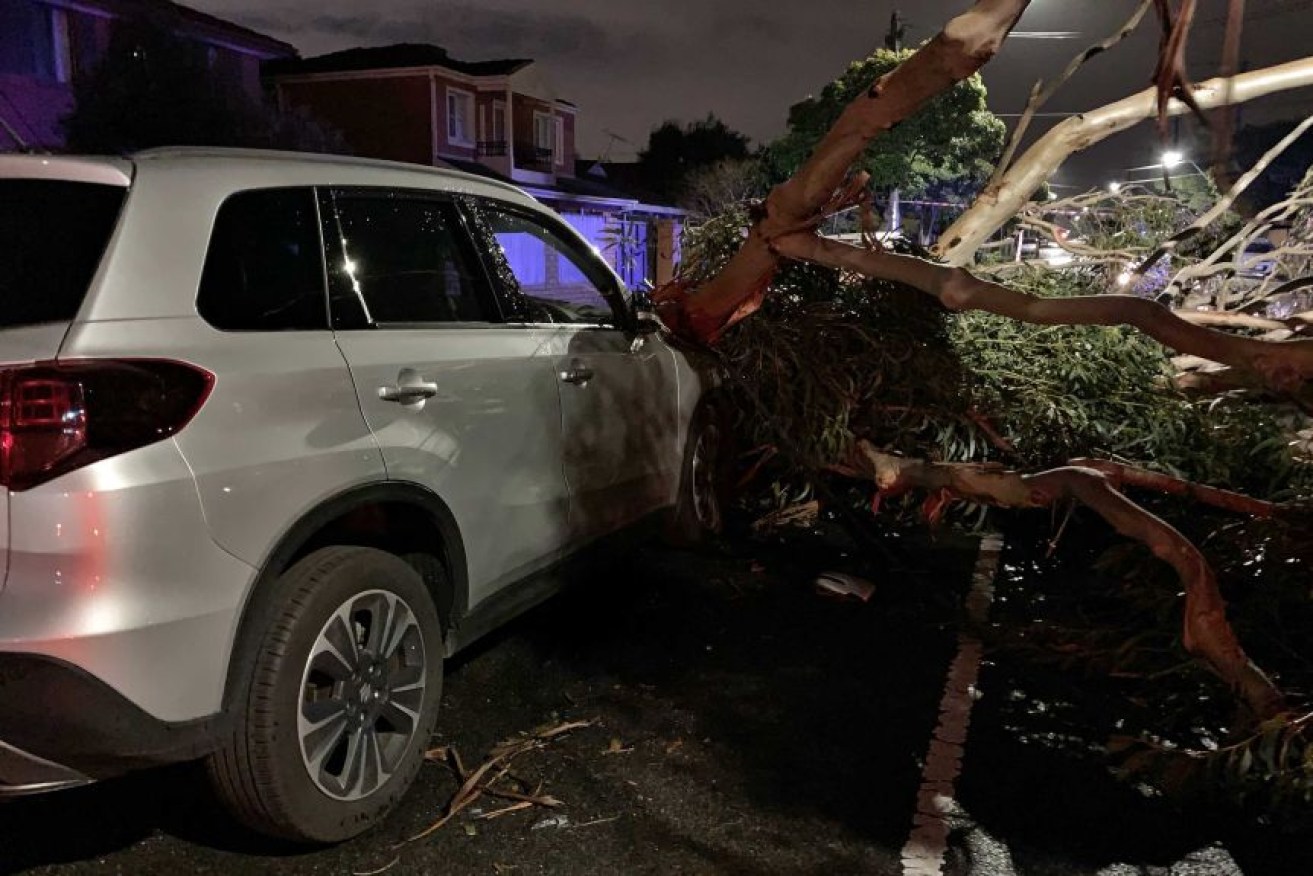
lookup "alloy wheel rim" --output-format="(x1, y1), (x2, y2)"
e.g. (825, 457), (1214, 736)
(297, 589), (427, 801)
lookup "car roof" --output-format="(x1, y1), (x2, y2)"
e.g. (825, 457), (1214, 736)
(0, 154), (133, 186)
(129, 147), (535, 204)
(1, 148), (542, 209)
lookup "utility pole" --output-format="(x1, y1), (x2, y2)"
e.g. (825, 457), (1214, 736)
(884, 10), (907, 232)
(884, 10), (906, 52)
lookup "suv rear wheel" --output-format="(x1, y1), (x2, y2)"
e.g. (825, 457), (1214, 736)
(209, 546), (444, 842)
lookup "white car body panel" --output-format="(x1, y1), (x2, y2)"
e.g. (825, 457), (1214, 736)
(336, 326), (572, 606)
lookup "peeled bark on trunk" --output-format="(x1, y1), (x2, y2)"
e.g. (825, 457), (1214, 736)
(936, 57), (1313, 266)
(653, 0), (1032, 344)
(772, 233), (1313, 393)
(837, 441), (1285, 720)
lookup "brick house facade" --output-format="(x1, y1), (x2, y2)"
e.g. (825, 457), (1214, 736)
(0, 0), (294, 151)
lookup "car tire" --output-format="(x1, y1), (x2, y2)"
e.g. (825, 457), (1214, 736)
(666, 401), (730, 548)
(208, 546), (444, 843)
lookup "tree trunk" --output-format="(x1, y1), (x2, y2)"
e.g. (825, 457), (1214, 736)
(936, 57), (1313, 266)
(653, 0), (1033, 343)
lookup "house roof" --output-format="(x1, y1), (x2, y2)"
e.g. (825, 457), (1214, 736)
(266, 44), (533, 78)
(111, 0), (296, 57)
(576, 160), (677, 208)
(436, 157), (683, 215)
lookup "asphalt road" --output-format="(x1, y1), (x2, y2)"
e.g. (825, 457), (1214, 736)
(2, 528), (1310, 875)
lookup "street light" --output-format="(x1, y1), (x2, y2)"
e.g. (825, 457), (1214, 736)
(1108, 181), (1122, 194)
(1161, 149), (1185, 169)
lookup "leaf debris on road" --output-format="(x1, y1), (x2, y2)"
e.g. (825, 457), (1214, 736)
(402, 718), (598, 844)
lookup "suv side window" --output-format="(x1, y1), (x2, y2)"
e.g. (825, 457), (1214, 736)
(477, 203), (621, 325)
(197, 188), (328, 331)
(323, 191), (496, 328)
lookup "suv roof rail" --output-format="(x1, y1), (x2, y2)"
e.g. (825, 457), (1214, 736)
(129, 146), (528, 198)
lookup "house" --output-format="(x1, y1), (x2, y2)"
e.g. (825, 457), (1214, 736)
(267, 44), (683, 289)
(0, 0), (295, 151)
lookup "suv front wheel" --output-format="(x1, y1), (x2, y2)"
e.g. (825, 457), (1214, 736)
(209, 546), (444, 842)
(667, 402), (731, 547)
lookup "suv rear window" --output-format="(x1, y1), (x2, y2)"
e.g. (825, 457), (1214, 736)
(324, 192), (495, 327)
(0, 180), (125, 329)
(198, 188), (328, 331)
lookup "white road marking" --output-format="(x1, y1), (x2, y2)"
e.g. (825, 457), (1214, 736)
(900, 534), (1004, 876)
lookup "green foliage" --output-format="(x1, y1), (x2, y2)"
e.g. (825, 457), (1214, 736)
(682, 208), (971, 472)
(63, 19), (346, 154)
(954, 268), (1311, 499)
(681, 211), (1310, 504)
(762, 48), (1005, 194)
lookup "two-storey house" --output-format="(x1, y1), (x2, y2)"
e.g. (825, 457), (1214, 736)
(268, 44), (682, 289)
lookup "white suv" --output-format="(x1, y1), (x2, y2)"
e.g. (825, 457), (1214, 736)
(0, 148), (723, 841)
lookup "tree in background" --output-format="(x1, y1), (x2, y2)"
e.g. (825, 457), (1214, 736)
(63, 19), (345, 154)
(763, 48), (1005, 202)
(636, 114), (752, 205)
(678, 157), (767, 221)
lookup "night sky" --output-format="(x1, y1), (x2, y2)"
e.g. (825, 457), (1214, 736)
(192, 0), (1313, 189)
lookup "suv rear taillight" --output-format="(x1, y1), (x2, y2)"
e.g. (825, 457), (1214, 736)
(0, 360), (213, 491)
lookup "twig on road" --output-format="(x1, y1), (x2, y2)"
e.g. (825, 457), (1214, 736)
(401, 718), (598, 845)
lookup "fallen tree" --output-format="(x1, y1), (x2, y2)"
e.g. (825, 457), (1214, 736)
(654, 0), (1313, 725)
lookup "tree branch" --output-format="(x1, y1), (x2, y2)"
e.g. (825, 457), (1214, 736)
(1136, 113), (1313, 277)
(988, 0), (1154, 189)
(838, 440), (1285, 720)
(772, 233), (1313, 392)
(1176, 309), (1313, 332)
(937, 57), (1313, 266)
(653, 0), (1033, 344)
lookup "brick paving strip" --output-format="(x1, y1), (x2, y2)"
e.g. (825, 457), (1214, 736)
(901, 534), (1005, 876)
(897, 535), (1247, 876)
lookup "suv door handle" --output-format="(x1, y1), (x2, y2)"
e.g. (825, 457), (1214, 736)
(558, 361), (594, 386)
(378, 371), (439, 404)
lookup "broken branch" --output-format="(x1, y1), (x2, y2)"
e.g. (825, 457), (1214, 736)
(938, 57), (1313, 265)
(654, 0), (1033, 343)
(839, 440), (1284, 720)
(772, 233), (1313, 393)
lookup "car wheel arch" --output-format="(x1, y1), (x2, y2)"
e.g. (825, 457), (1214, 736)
(219, 481), (468, 714)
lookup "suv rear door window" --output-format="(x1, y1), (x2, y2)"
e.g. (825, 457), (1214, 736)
(0, 180), (125, 329)
(323, 192), (496, 327)
(197, 188), (328, 331)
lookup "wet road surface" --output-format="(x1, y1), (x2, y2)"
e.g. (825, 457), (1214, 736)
(2, 531), (1309, 875)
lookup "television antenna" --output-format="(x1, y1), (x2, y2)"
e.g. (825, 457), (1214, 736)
(601, 128), (633, 162)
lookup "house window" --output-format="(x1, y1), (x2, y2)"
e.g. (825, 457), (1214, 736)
(446, 87), (474, 146)
(554, 117), (565, 166)
(492, 102), (506, 143)
(532, 112), (553, 160)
